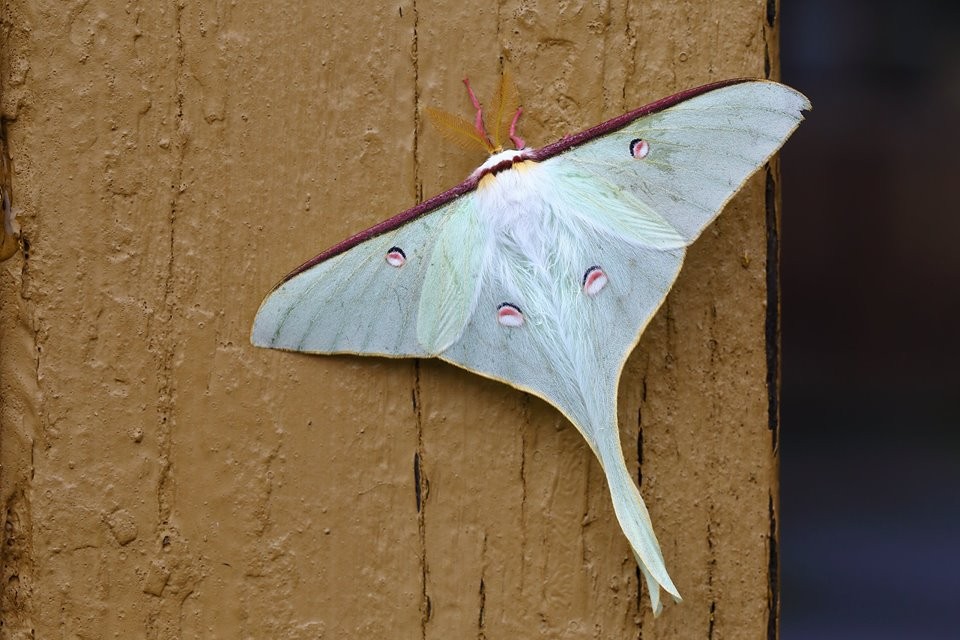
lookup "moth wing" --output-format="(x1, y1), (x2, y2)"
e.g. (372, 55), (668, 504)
(439, 204), (686, 603)
(252, 193), (483, 357)
(437, 83), (808, 606)
(540, 80), (810, 243)
(416, 199), (490, 352)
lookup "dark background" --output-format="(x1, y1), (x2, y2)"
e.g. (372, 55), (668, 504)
(780, 1), (960, 637)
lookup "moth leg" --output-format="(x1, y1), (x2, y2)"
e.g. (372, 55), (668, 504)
(508, 106), (525, 150)
(462, 76), (491, 142)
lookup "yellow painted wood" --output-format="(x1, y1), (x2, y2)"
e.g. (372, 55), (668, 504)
(0, 1), (782, 637)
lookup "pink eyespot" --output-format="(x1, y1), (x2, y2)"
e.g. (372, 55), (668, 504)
(496, 303), (524, 327)
(385, 247), (406, 267)
(582, 266), (608, 296)
(629, 138), (649, 159)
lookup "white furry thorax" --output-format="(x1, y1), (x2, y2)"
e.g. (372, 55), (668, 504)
(473, 151), (557, 265)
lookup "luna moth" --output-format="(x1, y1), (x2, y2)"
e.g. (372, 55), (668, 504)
(251, 76), (809, 614)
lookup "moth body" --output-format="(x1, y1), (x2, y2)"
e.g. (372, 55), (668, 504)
(476, 158), (556, 269)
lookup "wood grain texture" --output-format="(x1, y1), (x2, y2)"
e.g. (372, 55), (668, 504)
(0, 0), (782, 637)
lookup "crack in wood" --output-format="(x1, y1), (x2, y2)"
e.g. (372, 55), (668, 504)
(413, 358), (430, 637)
(706, 506), (718, 639)
(477, 573), (487, 639)
(765, 168), (781, 453)
(767, 493), (780, 640)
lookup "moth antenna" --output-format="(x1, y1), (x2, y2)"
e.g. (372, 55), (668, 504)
(462, 77), (495, 153)
(425, 106), (495, 154)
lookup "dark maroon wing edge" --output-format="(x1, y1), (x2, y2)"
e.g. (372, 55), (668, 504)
(527, 78), (749, 161)
(275, 175), (480, 287)
(275, 78), (750, 289)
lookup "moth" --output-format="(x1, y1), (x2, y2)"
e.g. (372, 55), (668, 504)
(251, 76), (809, 614)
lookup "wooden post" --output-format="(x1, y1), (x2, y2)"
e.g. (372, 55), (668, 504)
(0, 1), (781, 637)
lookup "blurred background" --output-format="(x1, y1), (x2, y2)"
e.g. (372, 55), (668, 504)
(780, 1), (960, 637)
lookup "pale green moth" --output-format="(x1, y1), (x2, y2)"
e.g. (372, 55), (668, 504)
(251, 77), (810, 614)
